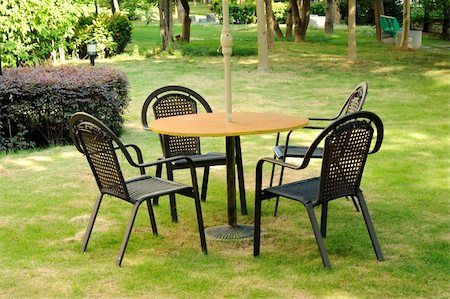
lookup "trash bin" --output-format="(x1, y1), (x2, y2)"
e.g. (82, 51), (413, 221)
(395, 30), (422, 49)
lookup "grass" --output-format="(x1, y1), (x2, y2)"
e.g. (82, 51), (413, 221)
(1, 22), (449, 298)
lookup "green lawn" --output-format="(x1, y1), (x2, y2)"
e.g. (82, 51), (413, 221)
(1, 22), (449, 298)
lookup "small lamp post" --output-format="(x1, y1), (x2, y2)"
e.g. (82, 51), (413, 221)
(86, 40), (97, 66)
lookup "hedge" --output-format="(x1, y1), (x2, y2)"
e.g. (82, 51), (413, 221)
(0, 66), (129, 151)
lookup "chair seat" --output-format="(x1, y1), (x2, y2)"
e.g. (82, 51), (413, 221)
(265, 177), (320, 205)
(171, 152), (226, 168)
(274, 145), (324, 159)
(126, 175), (192, 203)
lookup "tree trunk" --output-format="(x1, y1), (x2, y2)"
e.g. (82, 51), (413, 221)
(374, 0), (384, 42)
(273, 14), (284, 39)
(265, 0), (275, 48)
(290, 0), (302, 42)
(110, 0), (119, 14)
(325, 0), (334, 34)
(159, 0), (173, 50)
(441, 2), (449, 40)
(348, 0), (357, 61)
(180, 0), (191, 42)
(299, 0), (310, 39)
(400, 0), (410, 50)
(286, 2), (293, 39)
(176, 2), (184, 23)
(256, 0), (269, 71)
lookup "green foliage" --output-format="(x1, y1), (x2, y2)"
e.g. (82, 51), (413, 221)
(0, 0), (88, 67)
(337, 0), (403, 25)
(0, 66), (129, 151)
(273, 2), (288, 24)
(310, 1), (326, 16)
(108, 14), (133, 54)
(211, 0), (257, 24)
(0, 1), (133, 67)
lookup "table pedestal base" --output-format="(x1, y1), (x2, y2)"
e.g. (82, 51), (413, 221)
(205, 224), (254, 240)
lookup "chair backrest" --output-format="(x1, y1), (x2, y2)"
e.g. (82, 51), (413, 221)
(302, 111), (383, 203)
(69, 112), (130, 201)
(380, 15), (401, 36)
(141, 86), (212, 157)
(341, 81), (368, 116)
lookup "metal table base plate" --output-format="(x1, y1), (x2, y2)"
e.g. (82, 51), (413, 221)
(205, 224), (254, 240)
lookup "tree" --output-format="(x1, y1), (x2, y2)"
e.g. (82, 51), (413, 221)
(441, 0), (449, 40)
(286, 2), (293, 39)
(325, 0), (334, 34)
(110, 0), (119, 13)
(159, 0), (173, 50)
(290, 0), (310, 42)
(374, 0), (384, 41)
(399, 0), (410, 50)
(264, 0), (275, 47)
(256, 0), (269, 71)
(180, 0), (191, 42)
(348, 0), (356, 61)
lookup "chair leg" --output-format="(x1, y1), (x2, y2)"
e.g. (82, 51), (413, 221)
(201, 166), (209, 202)
(320, 202), (328, 238)
(193, 194), (207, 254)
(153, 164), (163, 206)
(351, 196), (360, 212)
(117, 202), (141, 267)
(306, 205), (331, 268)
(146, 199), (158, 235)
(356, 192), (384, 261)
(235, 136), (247, 215)
(81, 193), (103, 252)
(253, 197), (262, 257)
(166, 166), (178, 223)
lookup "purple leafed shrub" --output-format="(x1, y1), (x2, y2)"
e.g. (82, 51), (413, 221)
(0, 66), (129, 151)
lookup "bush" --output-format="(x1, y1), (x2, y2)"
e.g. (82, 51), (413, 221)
(310, 1), (326, 16)
(0, 66), (129, 152)
(107, 14), (133, 54)
(273, 2), (288, 24)
(211, 0), (257, 24)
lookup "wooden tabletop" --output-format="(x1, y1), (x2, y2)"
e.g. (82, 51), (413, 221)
(149, 112), (309, 137)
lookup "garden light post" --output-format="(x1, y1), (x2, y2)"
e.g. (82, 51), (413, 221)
(87, 40), (97, 66)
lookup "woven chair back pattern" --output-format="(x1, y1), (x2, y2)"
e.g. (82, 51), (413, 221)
(153, 95), (201, 156)
(77, 122), (128, 200)
(319, 120), (374, 202)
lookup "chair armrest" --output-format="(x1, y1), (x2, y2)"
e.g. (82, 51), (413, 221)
(255, 157), (309, 195)
(115, 143), (146, 175)
(258, 157), (306, 171)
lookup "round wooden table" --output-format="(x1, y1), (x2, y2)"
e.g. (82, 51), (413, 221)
(150, 112), (309, 239)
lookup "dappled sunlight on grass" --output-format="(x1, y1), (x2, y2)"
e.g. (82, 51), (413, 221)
(370, 65), (404, 74)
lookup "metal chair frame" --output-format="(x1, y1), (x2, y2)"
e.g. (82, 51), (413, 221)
(271, 81), (369, 215)
(142, 85), (247, 223)
(70, 112), (207, 267)
(254, 111), (384, 268)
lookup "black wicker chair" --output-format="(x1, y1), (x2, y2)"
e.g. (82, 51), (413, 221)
(69, 112), (207, 267)
(254, 111), (384, 268)
(142, 86), (247, 223)
(271, 81), (369, 215)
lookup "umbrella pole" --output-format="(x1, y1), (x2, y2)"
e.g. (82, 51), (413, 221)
(221, 0), (233, 122)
